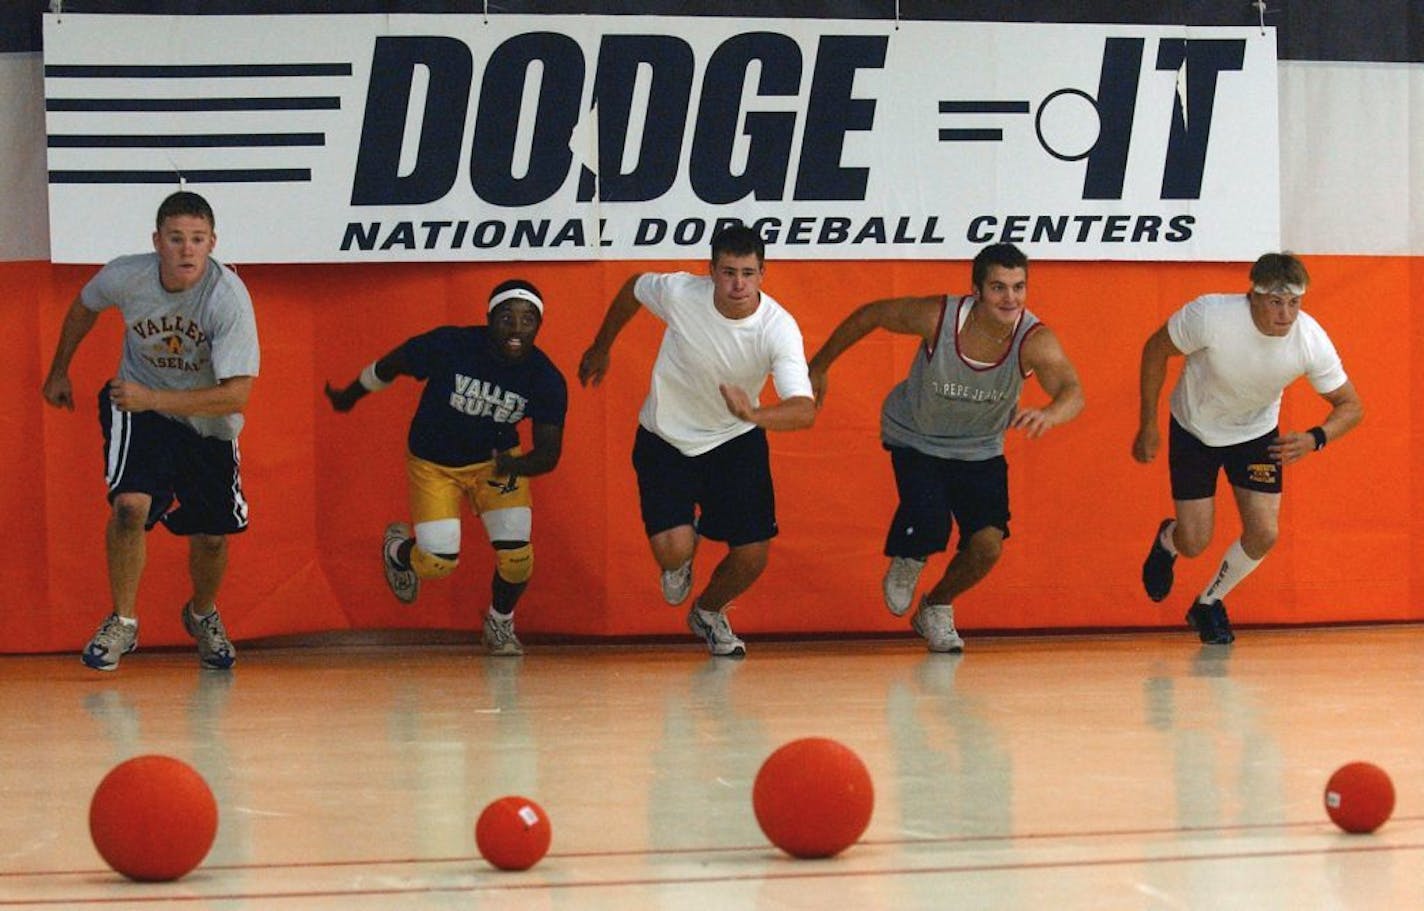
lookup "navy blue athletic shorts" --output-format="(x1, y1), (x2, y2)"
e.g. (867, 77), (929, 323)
(632, 425), (776, 547)
(1168, 417), (1281, 500)
(99, 386), (249, 535)
(883, 444), (1010, 558)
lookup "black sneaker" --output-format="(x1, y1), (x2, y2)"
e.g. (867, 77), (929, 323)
(1142, 518), (1176, 602)
(1185, 599), (1235, 645)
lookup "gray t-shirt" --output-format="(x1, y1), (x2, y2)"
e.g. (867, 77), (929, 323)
(81, 252), (260, 440)
(881, 295), (1039, 461)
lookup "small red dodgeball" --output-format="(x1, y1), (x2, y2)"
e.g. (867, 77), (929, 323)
(753, 737), (874, 859)
(89, 754), (218, 881)
(1324, 761), (1395, 833)
(475, 796), (552, 870)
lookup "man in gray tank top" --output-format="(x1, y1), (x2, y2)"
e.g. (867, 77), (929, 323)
(808, 243), (1083, 651)
(42, 191), (260, 672)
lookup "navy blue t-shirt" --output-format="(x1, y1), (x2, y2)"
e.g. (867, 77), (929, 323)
(401, 325), (568, 467)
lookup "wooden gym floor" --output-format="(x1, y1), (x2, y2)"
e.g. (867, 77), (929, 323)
(2, 625), (1421, 909)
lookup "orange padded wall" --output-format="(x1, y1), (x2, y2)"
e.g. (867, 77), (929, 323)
(1, 254), (1415, 653)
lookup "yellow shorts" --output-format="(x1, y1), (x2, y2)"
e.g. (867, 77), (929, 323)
(405, 450), (531, 525)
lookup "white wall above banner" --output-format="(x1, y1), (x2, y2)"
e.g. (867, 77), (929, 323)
(42, 14), (1280, 264)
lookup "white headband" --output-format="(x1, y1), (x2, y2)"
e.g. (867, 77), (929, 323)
(488, 287), (544, 314)
(1252, 283), (1306, 297)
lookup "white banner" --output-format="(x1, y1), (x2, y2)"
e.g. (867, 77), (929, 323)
(43, 14), (1279, 263)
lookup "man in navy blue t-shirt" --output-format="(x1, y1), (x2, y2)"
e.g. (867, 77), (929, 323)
(326, 279), (568, 656)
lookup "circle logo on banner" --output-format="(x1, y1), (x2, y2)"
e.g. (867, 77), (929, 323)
(476, 796), (552, 871)
(89, 755), (218, 882)
(1324, 761), (1395, 834)
(753, 737), (874, 859)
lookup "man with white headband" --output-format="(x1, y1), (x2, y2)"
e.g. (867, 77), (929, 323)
(324, 279), (568, 656)
(1133, 252), (1363, 644)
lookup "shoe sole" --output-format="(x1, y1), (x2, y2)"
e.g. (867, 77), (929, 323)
(1139, 523), (1173, 600)
(1143, 556), (1173, 602)
(383, 523), (419, 604)
(883, 582), (915, 617)
(385, 568), (419, 604)
(661, 559), (693, 606)
(661, 575), (691, 606)
(882, 559), (925, 617)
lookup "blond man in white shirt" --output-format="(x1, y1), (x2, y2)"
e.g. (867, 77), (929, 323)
(1134, 253), (1363, 643)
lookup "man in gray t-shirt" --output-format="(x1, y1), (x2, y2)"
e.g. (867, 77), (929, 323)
(42, 191), (260, 673)
(808, 243), (1083, 653)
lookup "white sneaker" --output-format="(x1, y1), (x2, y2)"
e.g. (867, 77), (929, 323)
(382, 522), (419, 604)
(182, 602), (236, 670)
(882, 556), (927, 616)
(82, 614), (138, 671)
(482, 611), (524, 656)
(687, 604), (746, 658)
(660, 558), (693, 605)
(911, 601), (964, 653)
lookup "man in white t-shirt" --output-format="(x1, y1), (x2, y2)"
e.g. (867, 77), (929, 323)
(578, 225), (816, 657)
(1133, 253), (1363, 644)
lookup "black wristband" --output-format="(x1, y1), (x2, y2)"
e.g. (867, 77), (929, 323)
(1308, 426), (1327, 450)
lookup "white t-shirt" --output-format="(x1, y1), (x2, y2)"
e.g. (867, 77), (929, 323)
(1167, 293), (1347, 446)
(634, 271), (813, 456)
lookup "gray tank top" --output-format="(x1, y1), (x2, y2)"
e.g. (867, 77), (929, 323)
(880, 295), (1040, 460)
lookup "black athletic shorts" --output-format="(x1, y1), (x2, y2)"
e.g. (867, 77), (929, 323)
(883, 444), (1010, 558)
(99, 386), (250, 535)
(632, 425), (776, 547)
(1168, 417), (1282, 500)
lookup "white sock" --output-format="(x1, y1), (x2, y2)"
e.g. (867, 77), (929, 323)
(1159, 521), (1179, 557)
(1199, 539), (1262, 603)
(116, 615), (137, 627)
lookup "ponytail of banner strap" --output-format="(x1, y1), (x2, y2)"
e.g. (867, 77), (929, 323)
(1308, 426), (1327, 451)
(359, 361), (392, 392)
